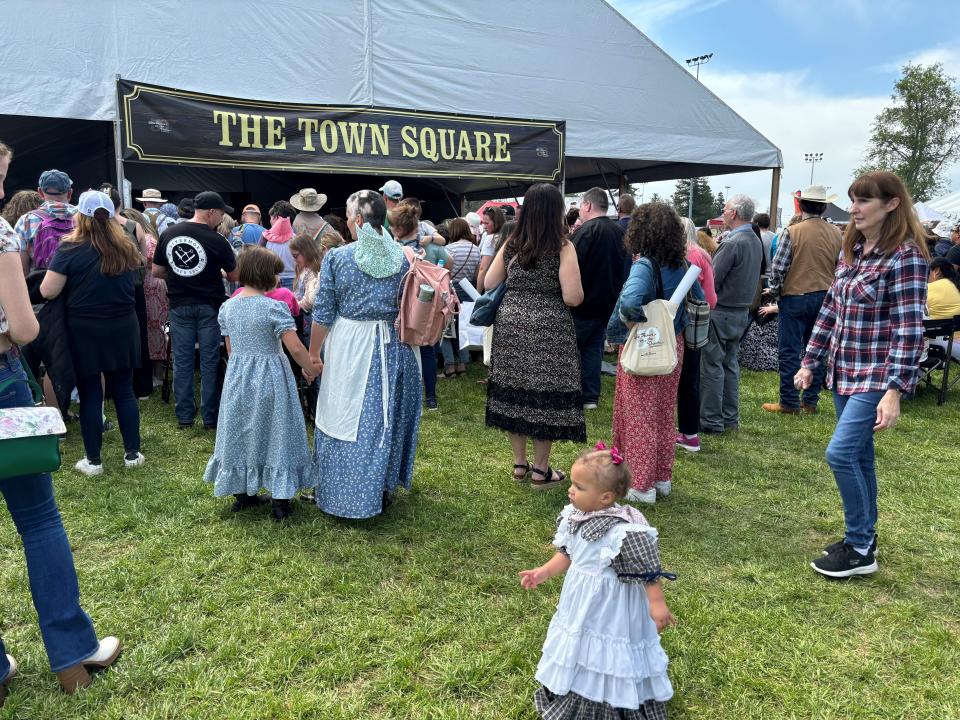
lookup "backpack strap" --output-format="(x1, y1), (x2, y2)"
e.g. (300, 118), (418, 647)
(312, 221), (331, 243)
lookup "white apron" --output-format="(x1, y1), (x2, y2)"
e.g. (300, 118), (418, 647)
(315, 318), (392, 445)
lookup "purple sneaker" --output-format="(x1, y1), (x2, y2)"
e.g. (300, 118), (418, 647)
(675, 433), (700, 452)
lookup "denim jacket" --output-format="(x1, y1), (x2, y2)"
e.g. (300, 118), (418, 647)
(606, 257), (705, 344)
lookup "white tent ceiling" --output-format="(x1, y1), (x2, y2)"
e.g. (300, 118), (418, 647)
(0, 0), (781, 184)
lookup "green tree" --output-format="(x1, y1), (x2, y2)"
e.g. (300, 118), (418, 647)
(856, 63), (960, 201)
(649, 192), (663, 204)
(713, 191), (726, 218)
(671, 178), (716, 225)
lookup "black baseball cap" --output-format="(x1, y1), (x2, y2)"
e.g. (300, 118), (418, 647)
(194, 191), (234, 214)
(947, 244), (960, 266)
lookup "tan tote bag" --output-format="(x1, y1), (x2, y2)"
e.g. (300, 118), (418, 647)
(619, 258), (680, 376)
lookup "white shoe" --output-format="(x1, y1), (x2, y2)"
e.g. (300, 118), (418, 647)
(626, 487), (656, 504)
(75, 458), (103, 476)
(583, 403), (598, 410)
(83, 637), (121, 667)
(2, 654), (16, 683)
(654, 480), (672, 497)
(124, 452), (146, 468)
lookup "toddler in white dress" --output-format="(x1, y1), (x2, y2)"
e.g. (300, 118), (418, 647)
(519, 443), (676, 719)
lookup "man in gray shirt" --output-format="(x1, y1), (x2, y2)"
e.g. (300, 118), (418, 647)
(700, 194), (764, 434)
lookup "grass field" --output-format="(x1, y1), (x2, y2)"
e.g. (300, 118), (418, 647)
(1, 367), (958, 719)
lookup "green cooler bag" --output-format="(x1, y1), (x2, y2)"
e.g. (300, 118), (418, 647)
(0, 376), (66, 480)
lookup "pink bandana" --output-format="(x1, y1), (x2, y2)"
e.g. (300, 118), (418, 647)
(263, 216), (293, 244)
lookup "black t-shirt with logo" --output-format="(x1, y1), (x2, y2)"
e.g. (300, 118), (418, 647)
(154, 221), (236, 308)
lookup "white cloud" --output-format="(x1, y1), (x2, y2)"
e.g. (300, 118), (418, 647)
(634, 67), (960, 223)
(876, 45), (960, 78)
(610, 0), (729, 31)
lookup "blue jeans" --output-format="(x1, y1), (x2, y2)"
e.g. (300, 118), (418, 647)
(574, 317), (607, 405)
(777, 292), (827, 409)
(169, 303), (222, 426)
(440, 337), (470, 366)
(826, 390), (884, 550)
(0, 353), (99, 673)
(420, 345), (437, 401)
(76, 369), (140, 463)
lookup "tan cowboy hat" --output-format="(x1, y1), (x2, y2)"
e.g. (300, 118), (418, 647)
(798, 185), (838, 204)
(136, 188), (167, 203)
(289, 188), (327, 212)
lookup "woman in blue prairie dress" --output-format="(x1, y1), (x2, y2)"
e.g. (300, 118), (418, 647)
(204, 288), (317, 518)
(309, 189), (422, 519)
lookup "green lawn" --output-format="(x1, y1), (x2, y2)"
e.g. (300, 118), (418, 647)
(1, 367), (958, 719)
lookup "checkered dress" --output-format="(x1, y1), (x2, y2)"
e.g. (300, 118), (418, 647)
(802, 241), (928, 395)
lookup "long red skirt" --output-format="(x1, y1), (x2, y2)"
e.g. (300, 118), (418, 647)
(612, 335), (684, 492)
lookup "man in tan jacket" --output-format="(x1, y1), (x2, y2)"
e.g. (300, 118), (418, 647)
(762, 185), (842, 414)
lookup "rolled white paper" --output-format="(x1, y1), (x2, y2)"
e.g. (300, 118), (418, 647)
(668, 264), (702, 305)
(458, 278), (482, 301)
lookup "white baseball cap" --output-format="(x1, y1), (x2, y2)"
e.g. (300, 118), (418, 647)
(77, 189), (115, 218)
(379, 179), (403, 200)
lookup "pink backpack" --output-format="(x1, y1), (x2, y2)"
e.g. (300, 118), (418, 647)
(32, 211), (74, 269)
(396, 246), (459, 346)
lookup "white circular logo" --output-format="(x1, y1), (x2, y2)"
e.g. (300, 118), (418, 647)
(166, 237), (208, 277)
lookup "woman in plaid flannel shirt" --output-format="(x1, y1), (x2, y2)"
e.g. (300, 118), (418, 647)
(797, 171), (929, 579)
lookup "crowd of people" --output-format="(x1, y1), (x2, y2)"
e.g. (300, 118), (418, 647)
(0, 132), (937, 716)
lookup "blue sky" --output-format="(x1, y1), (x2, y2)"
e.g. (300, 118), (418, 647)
(606, 0), (960, 221)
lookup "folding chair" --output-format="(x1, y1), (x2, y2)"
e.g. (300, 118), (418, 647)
(919, 315), (960, 405)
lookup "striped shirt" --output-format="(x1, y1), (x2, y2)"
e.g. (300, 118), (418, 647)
(445, 240), (481, 283)
(801, 241), (928, 395)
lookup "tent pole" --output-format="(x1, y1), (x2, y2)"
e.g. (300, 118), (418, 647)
(769, 167), (781, 229)
(113, 74), (127, 205)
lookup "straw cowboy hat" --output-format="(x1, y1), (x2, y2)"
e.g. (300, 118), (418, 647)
(798, 185), (838, 204)
(289, 188), (327, 212)
(136, 188), (168, 203)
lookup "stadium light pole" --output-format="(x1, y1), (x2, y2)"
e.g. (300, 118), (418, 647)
(804, 152), (823, 185)
(684, 53), (713, 219)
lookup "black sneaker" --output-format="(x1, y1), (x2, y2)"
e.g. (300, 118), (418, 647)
(271, 499), (293, 522)
(425, 397), (438, 410)
(823, 534), (878, 557)
(177, 422), (194, 430)
(230, 494), (270, 512)
(811, 543), (878, 578)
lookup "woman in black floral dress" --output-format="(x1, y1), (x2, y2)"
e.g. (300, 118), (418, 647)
(485, 184), (586, 490)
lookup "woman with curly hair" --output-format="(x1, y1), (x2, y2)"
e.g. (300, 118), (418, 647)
(607, 203), (705, 504)
(1, 189), (42, 228)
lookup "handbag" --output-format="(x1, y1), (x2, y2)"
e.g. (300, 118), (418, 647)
(0, 361), (66, 481)
(469, 256), (514, 327)
(681, 259), (710, 350)
(619, 258), (680, 376)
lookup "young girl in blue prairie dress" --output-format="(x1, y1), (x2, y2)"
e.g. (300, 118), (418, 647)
(519, 443), (676, 720)
(203, 247), (321, 521)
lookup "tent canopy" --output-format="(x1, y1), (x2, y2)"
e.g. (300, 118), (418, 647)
(1, 0), (781, 200)
(914, 201), (945, 223)
(928, 191), (960, 220)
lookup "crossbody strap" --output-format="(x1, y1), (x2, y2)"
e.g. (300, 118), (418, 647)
(0, 352), (44, 403)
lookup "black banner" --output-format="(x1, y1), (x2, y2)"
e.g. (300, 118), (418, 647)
(118, 79), (564, 182)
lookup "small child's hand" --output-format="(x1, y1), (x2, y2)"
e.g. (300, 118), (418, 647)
(518, 567), (547, 590)
(649, 598), (675, 633)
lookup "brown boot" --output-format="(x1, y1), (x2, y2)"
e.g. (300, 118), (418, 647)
(761, 402), (800, 414)
(57, 637), (121, 695)
(801, 404), (818, 414)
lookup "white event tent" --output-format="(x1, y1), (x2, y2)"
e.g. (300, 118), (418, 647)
(0, 0), (783, 215)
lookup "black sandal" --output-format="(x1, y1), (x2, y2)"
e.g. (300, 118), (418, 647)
(512, 463), (530, 481)
(531, 466), (566, 490)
